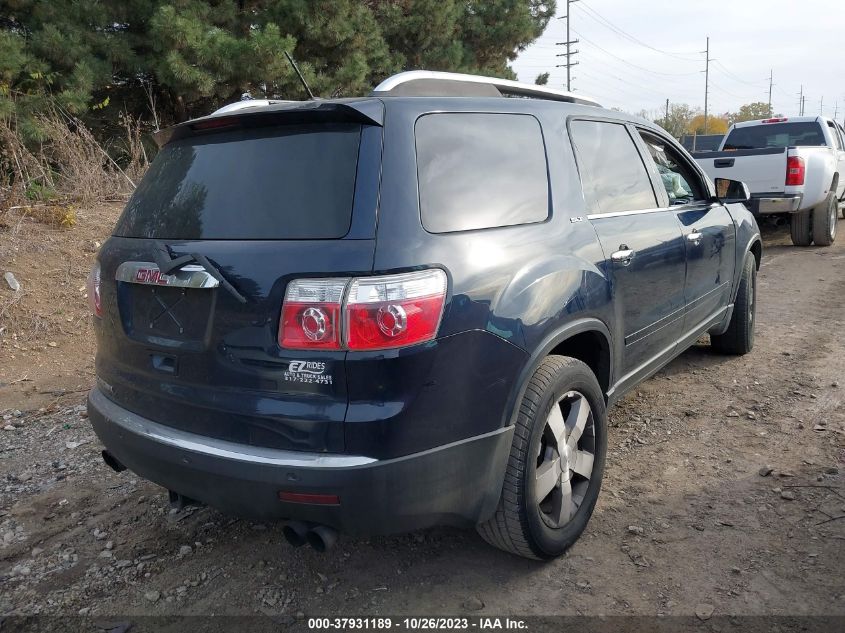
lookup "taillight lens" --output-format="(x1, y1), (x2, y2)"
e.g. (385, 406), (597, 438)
(279, 278), (347, 349)
(86, 262), (102, 318)
(346, 270), (447, 350)
(786, 156), (805, 186)
(278, 270), (448, 351)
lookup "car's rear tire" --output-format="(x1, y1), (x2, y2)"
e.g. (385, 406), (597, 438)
(811, 192), (837, 247)
(711, 256), (756, 355)
(476, 356), (606, 560)
(790, 210), (812, 246)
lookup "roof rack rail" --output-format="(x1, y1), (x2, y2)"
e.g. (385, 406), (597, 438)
(371, 70), (601, 107)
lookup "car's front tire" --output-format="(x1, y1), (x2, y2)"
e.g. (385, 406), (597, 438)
(711, 255), (756, 355)
(811, 192), (837, 247)
(477, 356), (607, 560)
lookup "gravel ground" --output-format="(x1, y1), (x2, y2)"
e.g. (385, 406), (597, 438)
(1, 220), (844, 626)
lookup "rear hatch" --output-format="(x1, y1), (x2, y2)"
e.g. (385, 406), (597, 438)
(94, 102), (383, 453)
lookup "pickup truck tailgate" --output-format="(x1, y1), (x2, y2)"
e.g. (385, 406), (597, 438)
(693, 147), (786, 194)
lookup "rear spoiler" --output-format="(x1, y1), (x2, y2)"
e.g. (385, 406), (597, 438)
(154, 100), (384, 148)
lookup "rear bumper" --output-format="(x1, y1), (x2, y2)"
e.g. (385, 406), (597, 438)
(748, 195), (802, 215)
(87, 387), (513, 535)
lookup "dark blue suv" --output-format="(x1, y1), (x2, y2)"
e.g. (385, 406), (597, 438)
(87, 71), (762, 559)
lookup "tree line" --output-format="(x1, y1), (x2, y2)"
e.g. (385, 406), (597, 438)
(1, 0), (555, 138)
(648, 101), (777, 138)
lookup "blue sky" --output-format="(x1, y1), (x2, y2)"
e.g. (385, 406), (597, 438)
(511, 0), (845, 119)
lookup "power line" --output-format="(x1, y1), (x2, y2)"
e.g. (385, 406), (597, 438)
(572, 29), (701, 77)
(574, 0), (702, 61)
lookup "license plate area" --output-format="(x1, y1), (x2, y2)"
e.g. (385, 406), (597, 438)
(116, 261), (217, 348)
(117, 283), (215, 349)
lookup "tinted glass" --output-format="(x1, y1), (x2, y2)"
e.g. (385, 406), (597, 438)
(570, 120), (657, 214)
(415, 113), (549, 233)
(639, 130), (705, 204)
(722, 122), (826, 150)
(115, 123), (361, 240)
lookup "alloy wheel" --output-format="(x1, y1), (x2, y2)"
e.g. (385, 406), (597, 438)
(535, 391), (596, 529)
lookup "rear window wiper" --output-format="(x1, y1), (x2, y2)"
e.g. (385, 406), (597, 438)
(154, 247), (248, 304)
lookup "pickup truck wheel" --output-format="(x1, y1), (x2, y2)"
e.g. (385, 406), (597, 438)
(811, 193), (837, 246)
(790, 210), (812, 246)
(476, 356), (606, 560)
(711, 256), (756, 355)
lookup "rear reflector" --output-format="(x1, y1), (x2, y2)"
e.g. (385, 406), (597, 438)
(786, 155), (805, 186)
(279, 269), (448, 351)
(278, 491), (340, 505)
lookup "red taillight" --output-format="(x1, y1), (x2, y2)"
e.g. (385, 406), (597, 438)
(279, 279), (346, 350)
(278, 270), (448, 351)
(346, 271), (447, 350)
(786, 156), (805, 186)
(86, 262), (102, 318)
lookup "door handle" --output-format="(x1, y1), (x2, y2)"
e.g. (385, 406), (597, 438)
(687, 230), (703, 246)
(610, 247), (635, 266)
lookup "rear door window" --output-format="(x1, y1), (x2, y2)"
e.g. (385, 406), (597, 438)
(115, 123), (362, 240)
(569, 120), (658, 214)
(722, 122), (826, 150)
(415, 113), (550, 233)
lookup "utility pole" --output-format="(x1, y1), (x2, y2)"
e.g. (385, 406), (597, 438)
(665, 98), (670, 123)
(798, 85), (803, 116)
(556, 0), (580, 91)
(820, 96), (824, 115)
(767, 69), (773, 115)
(702, 37), (711, 135)
(801, 95), (805, 117)
(835, 102), (839, 119)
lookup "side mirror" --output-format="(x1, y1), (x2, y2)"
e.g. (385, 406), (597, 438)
(714, 178), (750, 204)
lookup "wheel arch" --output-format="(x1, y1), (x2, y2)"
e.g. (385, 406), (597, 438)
(749, 238), (762, 270)
(504, 318), (614, 429)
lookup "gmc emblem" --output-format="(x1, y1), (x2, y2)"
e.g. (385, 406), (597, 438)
(134, 268), (171, 285)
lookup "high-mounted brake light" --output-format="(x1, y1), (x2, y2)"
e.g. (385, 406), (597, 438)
(87, 262), (102, 318)
(762, 117), (788, 124)
(786, 155), (805, 186)
(278, 270), (448, 351)
(191, 116), (240, 131)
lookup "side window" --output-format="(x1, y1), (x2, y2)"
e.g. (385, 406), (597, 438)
(638, 130), (706, 204)
(569, 120), (657, 215)
(827, 121), (843, 150)
(415, 113), (549, 233)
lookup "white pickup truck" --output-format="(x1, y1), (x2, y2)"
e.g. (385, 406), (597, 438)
(693, 116), (845, 246)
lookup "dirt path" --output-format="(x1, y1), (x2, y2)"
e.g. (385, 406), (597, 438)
(1, 220), (843, 623)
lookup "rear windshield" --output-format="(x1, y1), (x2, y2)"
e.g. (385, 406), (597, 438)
(722, 122), (826, 150)
(114, 123), (361, 240)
